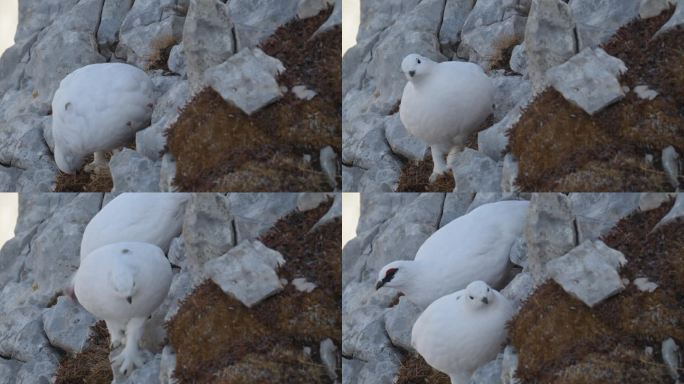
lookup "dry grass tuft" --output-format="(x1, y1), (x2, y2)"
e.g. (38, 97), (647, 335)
(55, 321), (113, 384)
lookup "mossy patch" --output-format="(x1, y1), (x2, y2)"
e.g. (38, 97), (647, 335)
(397, 354), (451, 384)
(55, 321), (113, 384)
(509, 8), (684, 191)
(167, 200), (341, 383)
(510, 199), (684, 383)
(54, 153), (114, 192)
(167, 9), (341, 192)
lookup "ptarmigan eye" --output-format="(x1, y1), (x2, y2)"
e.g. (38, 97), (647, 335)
(416, 58), (421, 64)
(469, 296), (473, 300)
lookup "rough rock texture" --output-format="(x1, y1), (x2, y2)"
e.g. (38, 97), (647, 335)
(345, 193), (679, 383)
(546, 47), (627, 115)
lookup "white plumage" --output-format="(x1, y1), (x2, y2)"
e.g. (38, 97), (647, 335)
(399, 54), (495, 182)
(74, 241), (172, 374)
(52, 63), (155, 174)
(376, 200), (529, 309)
(80, 193), (190, 261)
(411, 281), (515, 384)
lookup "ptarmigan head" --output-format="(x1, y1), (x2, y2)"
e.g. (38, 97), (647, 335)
(375, 260), (411, 290)
(54, 145), (84, 175)
(462, 280), (495, 310)
(108, 257), (137, 304)
(401, 54), (434, 82)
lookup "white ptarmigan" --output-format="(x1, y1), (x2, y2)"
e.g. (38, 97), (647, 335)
(399, 54), (495, 182)
(73, 241), (172, 374)
(52, 63), (155, 174)
(411, 281), (515, 384)
(80, 193), (190, 261)
(376, 200), (529, 308)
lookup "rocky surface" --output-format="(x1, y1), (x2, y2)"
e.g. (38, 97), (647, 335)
(343, 192), (679, 383)
(0, 0), (340, 192)
(343, 0), (682, 193)
(0, 192), (339, 383)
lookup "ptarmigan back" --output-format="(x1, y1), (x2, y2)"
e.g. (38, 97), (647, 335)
(80, 193), (190, 260)
(399, 54), (495, 182)
(376, 200), (529, 308)
(52, 63), (155, 174)
(411, 281), (515, 384)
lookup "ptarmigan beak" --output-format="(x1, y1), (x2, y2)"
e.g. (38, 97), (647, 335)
(481, 297), (488, 304)
(408, 70), (416, 77)
(126, 296), (132, 304)
(375, 281), (384, 290)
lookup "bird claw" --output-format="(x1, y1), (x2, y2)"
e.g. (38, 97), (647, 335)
(112, 347), (144, 375)
(84, 162), (109, 175)
(429, 171), (446, 183)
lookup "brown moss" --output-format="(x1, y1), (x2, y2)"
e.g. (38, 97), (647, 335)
(397, 156), (455, 192)
(54, 153), (114, 192)
(397, 354), (451, 384)
(167, 9), (340, 192)
(510, 199), (684, 383)
(167, 200), (341, 383)
(490, 35), (522, 74)
(509, 8), (684, 191)
(55, 321), (113, 384)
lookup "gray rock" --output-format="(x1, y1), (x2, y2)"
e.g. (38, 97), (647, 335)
(16, 168), (58, 193)
(98, 0), (134, 57)
(662, 146), (681, 190)
(23, 193), (101, 303)
(0, 358), (21, 384)
(440, 0), (476, 52)
(491, 73), (532, 122)
(42, 296), (96, 353)
(384, 297), (422, 352)
(342, 165), (364, 193)
(343, 114), (401, 171)
(509, 44), (528, 75)
(653, 193), (684, 231)
(320, 338), (339, 382)
(547, 240), (627, 307)
(633, 277), (658, 292)
(15, 0), (80, 41)
(469, 354), (503, 384)
(460, 14), (527, 70)
(183, 0), (234, 93)
(546, 47), (627, 115)
(163, 271), (195, 322)
(228, 0), (300, 49)
(478, 94), (533, 162)
(525, 0), (577, 92)
(569, 193), (640, 242)
(633, 85), (659, 100)
(639, 193), (674, 212)
(501, 271), (535, 308)
(182, 194), (235, 278)
(116, 0), (186, 69)
(109, 148), (162, 192)
(640, 0), (675, 18)
(167, 236), (185, 267)
(343, 358), (363, 384)
(315, 0), (342, 35)
(440, 193), (474, 228)
(501, 154), (520, 194)
(0, 114), (57, 173)
(312, 193), (342, 231)
(159, 153), (178, 192)
(449, 148), (503, 194)
(508, 236), (527, 267)
(0, 165), (21, 191)
(343, 306), (396, 362)
(525, 193), (577, 283)
(356, 1), (421, 42)
(297, 193), (333, 212)
(14, 353), (58, 384)
(355, 355), (401, 384)
(137, 80), (191, 160)
(570, 0), (640, 49)
(468, 192), (507, 213)
(320, 146), (339, 189)
(656, 0), (684, 36)
(227, 193), (299, 242)
(206, 240), (285, 307)
(385, 113), (428, 161)
(297, 0), (335, 19)
(0, 306), (52, 361)
(159, 345), (177, 384)
(500, 345), (520, 384)
(124, 353), (161, 384)
(168, 43), (187, 77)
(661, 338), (681, 382)
(204, 48), (285, 115)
